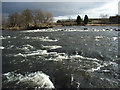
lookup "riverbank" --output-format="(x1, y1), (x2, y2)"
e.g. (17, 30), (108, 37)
(2, 23), (120, 30)
(2, 24), (54, 30)
(86, 24), (120, 26)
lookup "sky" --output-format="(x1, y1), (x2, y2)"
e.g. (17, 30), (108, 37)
(2, 0), (120, 21)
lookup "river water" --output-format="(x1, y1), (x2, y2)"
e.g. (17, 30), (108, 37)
(1, 26), (120, 88)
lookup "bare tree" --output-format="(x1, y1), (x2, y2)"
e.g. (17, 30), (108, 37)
(7, 12), (19, 27)
(44, 12), (53, 23)
(16, 13), (24, 27)
(21, 9), (33, 28)
(7, 12), (25, 28)
(4, 9), (54, 29)
(2, 14), (7, 29)
(32, 10), (44, 25)
(33, 10), (53, 24)
(2, 14), (6, 25)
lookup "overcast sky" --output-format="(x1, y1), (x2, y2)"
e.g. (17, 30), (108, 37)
(2, 0), (120, 21)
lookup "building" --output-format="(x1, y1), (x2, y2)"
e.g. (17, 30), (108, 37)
(109, 15), (120, 24)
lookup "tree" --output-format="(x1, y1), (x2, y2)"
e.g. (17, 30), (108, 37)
(57, 20), (61, 23)
(21, 9), (33, 28)
(16, 13), (24, 27)
(7, 12), (19, 27)
(43, 12), (53, 23)
(76, 15), (82, 25)
(32, 10), (44, 25)
(2, 14), (7, 28)
(32, 10), (53, 24)
(3, 9), (54, 29)
(84, 15), (89, 24)
(7, 12), (24, 28)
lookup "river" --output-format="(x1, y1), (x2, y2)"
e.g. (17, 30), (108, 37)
(1, 26), (120, 88)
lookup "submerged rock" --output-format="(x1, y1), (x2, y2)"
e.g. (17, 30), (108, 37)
(84, 28), (88, 30)
(3, 71), (55, 88)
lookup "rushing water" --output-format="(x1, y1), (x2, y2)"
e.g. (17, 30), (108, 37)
(1, 26), (120, 88)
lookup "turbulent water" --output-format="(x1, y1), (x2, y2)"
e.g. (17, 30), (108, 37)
(1, 26), (120, 88)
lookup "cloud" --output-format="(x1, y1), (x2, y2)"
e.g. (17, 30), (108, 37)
(84, 0), (119, 18)
(2, 2), (106, 16)
(54, 0), (119, 20)
(1, 0), (113, 2)
(53, 16), (68, 22)
(2, 1), (118, 21)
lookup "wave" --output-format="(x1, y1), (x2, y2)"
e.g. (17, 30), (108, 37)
(0, 36), (11, 39)
(0, 35), (17, 40)
(0, 46), (5, 49)
(112, 37), (118, 41)
(20, 28), (115, 33)
(0, 36), (4, 39)
(94, 36), (103, 39)
(17, 44), (34, 51)
(14, 50), (69, 62)
(94, 36), (104, 41)
(23, 36), (58, 42)
(71, 71), (118, 88)
(13, 48), (118, 73)
(7, 45), (14, 49)
(14, 50), (47, 57)
(41, 45), (62, 50)
(21, 28), (59, 32)
(3, 71), (55, 88)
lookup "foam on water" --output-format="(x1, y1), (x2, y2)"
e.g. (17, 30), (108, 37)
(71, 74), (80, 88)
(7, 45), (14, 49)
(14, 49), (69, 61)
(3, 71), (55, 88)
(0, 36), (4, 39)
(0, 46), (5, 49)
(71, 70), (118, 88)
(21, 29), (46, 33)
(17, 44), (34, 51)
(14, 50), (47, 57)
(70, 54), (99, 62)
(20, 28), (116, 33)
(1, 36), (11, 39)
(94, 36), (103, 39)
(94, 36), (104, 41)
(41, 45), (62, 50)
(87, 61), (118, 72)
(113, 37), (118, 41)
(47, 52), (69, 61)
(61, 53), (118, 73)
(0, 36), (17, 40)
(13, 48), (118, 74)
(2, 26), (119, 88)
(23, 36), (58, 42)
(21, 28), (59, 32)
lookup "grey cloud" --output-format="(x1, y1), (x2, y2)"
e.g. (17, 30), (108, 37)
(2, 2), (107, 17)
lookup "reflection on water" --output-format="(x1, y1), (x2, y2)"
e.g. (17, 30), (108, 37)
(2, 26), (120, 88)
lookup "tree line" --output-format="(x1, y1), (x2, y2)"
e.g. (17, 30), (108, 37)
(56, 15), (89, 26)
(2, 9), (54, 30)
(76, 15), (89, 25)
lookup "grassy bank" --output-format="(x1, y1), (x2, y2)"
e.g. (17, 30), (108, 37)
(86, 24), (120, 26)
(2, 24), (55, 30)
(2, 23), (120, 30)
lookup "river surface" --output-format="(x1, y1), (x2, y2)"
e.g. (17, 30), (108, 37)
(1, 26), (120, 88)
